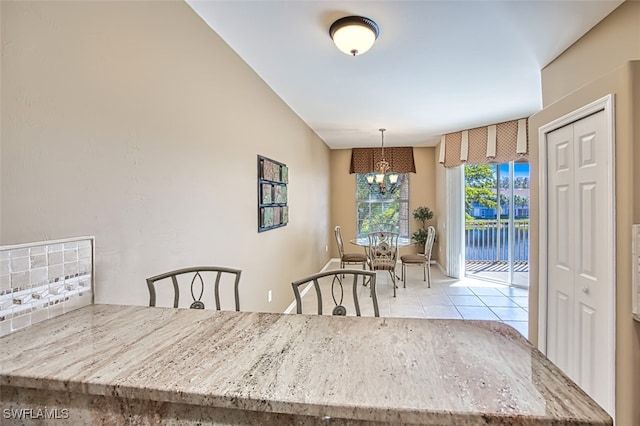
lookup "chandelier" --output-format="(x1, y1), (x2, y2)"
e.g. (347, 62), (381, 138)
(366, 129), (399, 194)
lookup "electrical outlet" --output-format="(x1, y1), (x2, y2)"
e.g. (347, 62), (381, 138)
(268, 290), (273, 303)
(325, 245), (329, 252)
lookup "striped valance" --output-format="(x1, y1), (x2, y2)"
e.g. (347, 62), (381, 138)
(438, 118), (529, 168)
(350, 147), (416, 174)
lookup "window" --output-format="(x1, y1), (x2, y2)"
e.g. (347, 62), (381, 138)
(356, 174), (409, 238)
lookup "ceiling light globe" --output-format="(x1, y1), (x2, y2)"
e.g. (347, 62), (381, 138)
(330, 16), (379, 56)
(332, 25), (376, 56)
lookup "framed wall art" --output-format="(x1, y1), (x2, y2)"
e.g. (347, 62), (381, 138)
(258, 155), (288, 232)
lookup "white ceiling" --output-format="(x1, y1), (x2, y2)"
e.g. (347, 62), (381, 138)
(187, 0), (623, 149)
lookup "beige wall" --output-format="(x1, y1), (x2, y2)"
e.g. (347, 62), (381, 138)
(530, 2), (640, 422)
(542, 1), (640, 106)
(329, 147), (437, 260)
(0, 1), (331, 312)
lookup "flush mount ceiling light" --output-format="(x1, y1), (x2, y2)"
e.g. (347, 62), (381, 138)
(329, 16), (379, 56)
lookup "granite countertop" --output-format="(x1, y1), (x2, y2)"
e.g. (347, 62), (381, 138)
(0, 305), (611, 425)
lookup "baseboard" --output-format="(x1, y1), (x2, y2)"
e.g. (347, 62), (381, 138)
(325, 258), (340, 267)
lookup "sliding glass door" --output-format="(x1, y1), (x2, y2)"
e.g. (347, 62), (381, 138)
(464, 162), (529, 287)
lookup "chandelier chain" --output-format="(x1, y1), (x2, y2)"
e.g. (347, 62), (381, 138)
(377, 128), (389, 175)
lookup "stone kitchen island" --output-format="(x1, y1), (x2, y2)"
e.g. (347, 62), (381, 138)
(0, 305), (611, 425)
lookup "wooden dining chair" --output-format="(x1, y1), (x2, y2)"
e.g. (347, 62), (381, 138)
(367, 231), (399, 297)
(401, 226), (436, 288)
(146, 266), (242, 311)
(291, 269), (379, 317)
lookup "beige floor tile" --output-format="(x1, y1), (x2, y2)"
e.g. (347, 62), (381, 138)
(442, 286), (475, 296)
(468, 287), (506, 296)
(509, 296), (529, 309)
(423, 305), (462, 319)
(456, 306), (500, 320)
(389, 305), (426, 318)
(419, 294), (453, 306)
(490, 307), (528, 321)
(413, 287), (447, 297)
(478, 295), (520, 308)
(388, 297), (423, 308)
(498, 287), (529, 297)
(447, 295), (485, 306)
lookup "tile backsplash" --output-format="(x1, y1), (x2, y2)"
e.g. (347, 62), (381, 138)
(0, 237), (94, 337)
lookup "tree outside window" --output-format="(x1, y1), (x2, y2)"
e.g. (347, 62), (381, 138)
(356, 174), (409, 238)
(465, 164), (530, 220)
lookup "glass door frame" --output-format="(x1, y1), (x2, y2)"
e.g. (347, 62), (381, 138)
(464, 161), (529, 288)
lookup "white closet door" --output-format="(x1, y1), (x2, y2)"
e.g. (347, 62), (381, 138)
(572, 112), (612, 406)
(545, 109), (614, 415)
(546, 124), (576, 381)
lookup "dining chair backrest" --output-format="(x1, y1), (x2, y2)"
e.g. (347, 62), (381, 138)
(334, 225), (346, 257)
(146, 266), (242, 311)
(367, 231), (399, 265)
(291, 269), (379, 317)
(424, 226), (436, 261)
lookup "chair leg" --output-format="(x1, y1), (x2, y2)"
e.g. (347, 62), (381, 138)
(388, 270), (396, 297)
(402, 264), (406, 288)
(369, 270), (377, 298)
(427, 263), (431, 288)
(423, 264), (426, 281)
(362, 262), (368, 287)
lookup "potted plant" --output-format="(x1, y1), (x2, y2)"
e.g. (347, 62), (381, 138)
(411, 206), (434, 254)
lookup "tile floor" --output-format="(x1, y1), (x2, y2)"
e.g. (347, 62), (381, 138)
(296, 260), (529, 339)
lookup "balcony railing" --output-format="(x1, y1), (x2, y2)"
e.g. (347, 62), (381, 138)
(465, 219), (529, 267)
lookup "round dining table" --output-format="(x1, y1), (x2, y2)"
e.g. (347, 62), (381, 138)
(350, 236), (411, 284)
(349, 236), (412, 247)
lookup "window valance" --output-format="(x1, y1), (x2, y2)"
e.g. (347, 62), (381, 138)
(438, 118), (529, 168)
(350, 147), (416, 174)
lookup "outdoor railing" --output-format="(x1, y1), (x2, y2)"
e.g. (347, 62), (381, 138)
(465, 219), (529, 263)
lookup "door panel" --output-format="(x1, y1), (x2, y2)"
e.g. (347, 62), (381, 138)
(545, 109), (613, 415)
(578, 302), (595, 393)
(547, 124), (575, 379)
(578, 182), (597, 278)
(578, 132), (597, 167)
(555, 185), (571, 269)
(572, 111), (612, 412)
(555, 291), (571, 374)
